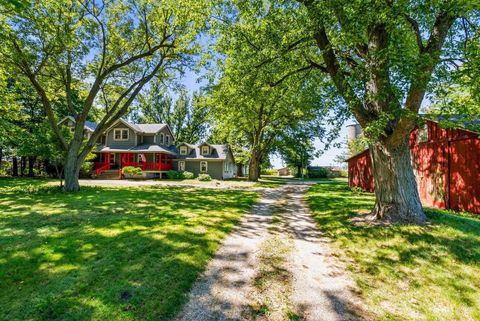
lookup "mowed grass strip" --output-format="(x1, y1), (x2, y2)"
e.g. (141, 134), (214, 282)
(306, 182), (480, 321)
(0, 179), (258, 321)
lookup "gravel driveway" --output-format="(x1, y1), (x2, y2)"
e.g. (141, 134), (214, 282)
(176, 182), (366, 321)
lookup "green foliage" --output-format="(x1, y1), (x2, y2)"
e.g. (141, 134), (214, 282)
(131, 82), (210, 144)
(79, 162), (94, 178)
(208, 2), (330, 178)
(122, 166), (142, 176)
(0, 0), (213, 188)
(338, 169), (348, 178)
(308, 167), (330, 179)
(166, 170), (183, 179)
(261, 168), (277, 176)
(307, 182), (480, 320)
(198, 173), (212, 181)
(335, 134), (369, 163)
(182, 171), (195, 179)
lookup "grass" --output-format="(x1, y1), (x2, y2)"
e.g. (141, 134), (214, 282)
(262, 175), (348, 183)
(160, 177), (286, 188)
(306, 182), (480, 321)
(248, 200), (300, 321)
(0, 178), (258, 321)
(0, 177), (53, 188)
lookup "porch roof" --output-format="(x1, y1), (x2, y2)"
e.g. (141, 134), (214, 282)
(96, 144), (176, 154)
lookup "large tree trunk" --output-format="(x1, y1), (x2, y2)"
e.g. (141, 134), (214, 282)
(248, 152), (261, 182)
(369, 139), (426, 224)
(28, 156), (35, 177)
(296, 164), (302, 178)
(20, 156), (26, 176)
(12, 156), (18, 177)
(63, 141), (82, 192)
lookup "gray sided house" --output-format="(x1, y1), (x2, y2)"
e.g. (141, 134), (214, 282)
(58, 117), (235, 180)
(173, 143), (236, 179)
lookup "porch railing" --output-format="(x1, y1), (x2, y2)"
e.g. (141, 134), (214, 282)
(95, 162), (110, 176)
(122, 161), (172, 171)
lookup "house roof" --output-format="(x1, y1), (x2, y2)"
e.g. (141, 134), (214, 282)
(58, 116), (96, 132)
(96, 144), (175, 154)
(136, 124), (167, 134)
(173, 144), (233, 160)
(84, 121), (97, 132)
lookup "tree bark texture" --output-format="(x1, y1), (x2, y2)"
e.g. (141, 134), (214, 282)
(20, 156), (26, 176)
(12, 157), (18, 177)
(248, 152), (261, 182)
(62, 140), (83, 192)
(28, 156), (35, 177)
(369, 139), (426, 224)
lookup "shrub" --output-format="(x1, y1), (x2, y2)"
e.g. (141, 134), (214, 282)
(79, 162), (94, 178)
(308, 167), (330, 178)
(166, 170), (182, 179)
(261, 168), (277, 176)
(351, 186), (364, 194)
(182, 171), (194, 179)
(339, 169), (349, 178)
(122, 166), (143, 176)
(198, 173), (212, 181)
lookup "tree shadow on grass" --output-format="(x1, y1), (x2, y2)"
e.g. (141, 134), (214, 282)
(0, 186), (257, 321)
(306, 182), (480, 318)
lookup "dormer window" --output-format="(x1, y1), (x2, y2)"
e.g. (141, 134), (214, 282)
(179, 146), (188, 155)
(113, 128), (129, 141)
(166, 135), (170, 146)
(201, 146), (209, 155)
(159, 133), (164, 144)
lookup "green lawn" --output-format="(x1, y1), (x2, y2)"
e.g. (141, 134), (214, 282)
(0, 179), (258, 321)
(306, 182), (480, 321)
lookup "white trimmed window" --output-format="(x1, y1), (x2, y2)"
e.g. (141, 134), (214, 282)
(179, 146), (188, 155)
(200, 161), (208, 173)
(159, 133), (164, 144)
(201, 146), (209, 155)
(113, 128), (129, 141)
(224, 161), (229, 172)
(179, 161), (185, 171)
(165, 135), (170, 146)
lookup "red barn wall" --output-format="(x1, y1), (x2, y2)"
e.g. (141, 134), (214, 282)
(347, 150), (374, 193)
(348, 120), (480, 214)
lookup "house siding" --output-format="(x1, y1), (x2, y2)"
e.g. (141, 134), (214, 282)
(173, 160), (225, 179)
(106, 123), (136, 149)
(155, 127), (174, 146)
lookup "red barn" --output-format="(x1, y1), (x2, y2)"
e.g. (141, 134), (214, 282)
(347, 120), (480, 214)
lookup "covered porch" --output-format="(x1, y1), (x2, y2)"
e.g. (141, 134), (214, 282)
(93, 152), (173, 176)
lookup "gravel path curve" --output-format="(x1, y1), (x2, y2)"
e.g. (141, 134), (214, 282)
(177, 182), (365, 321)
